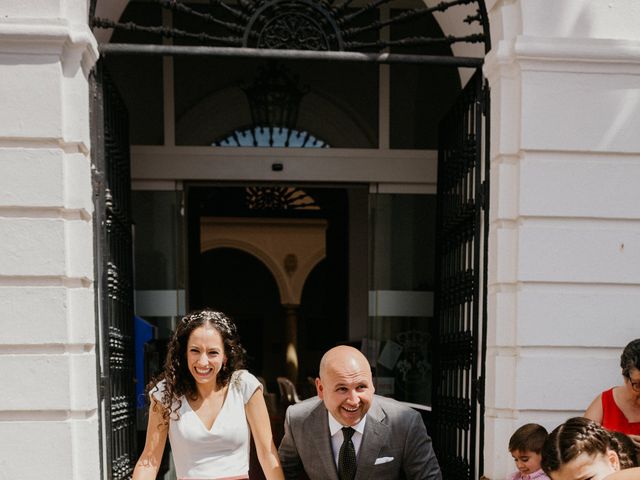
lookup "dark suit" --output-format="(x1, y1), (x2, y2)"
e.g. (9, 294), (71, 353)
(278, 395), (441, 479)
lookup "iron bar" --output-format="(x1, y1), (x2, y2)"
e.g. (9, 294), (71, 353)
(208, 0), (252, 21)
(93, 18), (243, 46)
(157, 0), (249, 35)
(345, 33), (485, 50)
(99, 43), (484, 67)
(339, 0), (476, 30)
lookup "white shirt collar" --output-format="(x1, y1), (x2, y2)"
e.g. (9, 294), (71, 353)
(327, 410), (367, 437)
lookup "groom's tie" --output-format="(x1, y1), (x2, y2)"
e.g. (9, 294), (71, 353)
(338, 427), (357, 480)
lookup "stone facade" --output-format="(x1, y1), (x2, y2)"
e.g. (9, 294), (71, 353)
(0, 1), (100, 478)
(484, 0), (640, 477)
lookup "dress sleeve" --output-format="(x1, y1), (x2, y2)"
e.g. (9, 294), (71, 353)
(236, 370), (262, 404)
(149, 379), (166, 404)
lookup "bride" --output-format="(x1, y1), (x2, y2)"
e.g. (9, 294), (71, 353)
(133, 309), (284, 480)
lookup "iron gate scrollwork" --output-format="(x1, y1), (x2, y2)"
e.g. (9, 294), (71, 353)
(91, 60), (137, 480)
(92, 0), (489, 66)
(433, 69), (489, 480)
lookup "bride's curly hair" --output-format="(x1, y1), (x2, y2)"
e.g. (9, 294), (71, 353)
(147, 309), (246, 425)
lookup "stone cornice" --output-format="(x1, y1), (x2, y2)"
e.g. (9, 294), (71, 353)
(485, 35), (640, 77)
(0, 19), (99, 74)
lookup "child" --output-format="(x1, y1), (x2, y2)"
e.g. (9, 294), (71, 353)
(540, 416), (628, 480)
(508, 423), (551, 480)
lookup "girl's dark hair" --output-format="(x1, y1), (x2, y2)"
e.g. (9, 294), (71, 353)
(147, 309), (246, 425)
(509, 423), (548, 454)
(609, 431), (639, 469)
(541, 417), (621, 474)
(621, 338), (640, 378)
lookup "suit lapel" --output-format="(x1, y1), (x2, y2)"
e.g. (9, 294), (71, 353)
(305, 402), (339, 480)
(355, 398), (389, 480)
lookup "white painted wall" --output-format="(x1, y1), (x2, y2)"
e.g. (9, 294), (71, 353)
(483, 0), (640, 478)
(0, 1), (99, 478)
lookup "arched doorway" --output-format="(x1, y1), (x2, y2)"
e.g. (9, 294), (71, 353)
(194, 247), (283, 379)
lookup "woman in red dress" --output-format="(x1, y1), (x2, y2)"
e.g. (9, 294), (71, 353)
(585, 339), (640, 450)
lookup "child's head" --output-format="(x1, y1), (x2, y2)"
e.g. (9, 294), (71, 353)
(509, 423), (548, 475)
(541, 417), (621, 480)
(608, 431), (639, 469)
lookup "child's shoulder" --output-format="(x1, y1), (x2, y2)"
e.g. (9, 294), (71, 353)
(531, 469), (550, 480)
(507, 470), (550, 480)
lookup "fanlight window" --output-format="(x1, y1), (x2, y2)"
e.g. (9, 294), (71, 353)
(213, 126), (329, 148)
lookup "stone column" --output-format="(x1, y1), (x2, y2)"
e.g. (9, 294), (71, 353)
(483, 1), (640, 477)
(0, 3), (99, 479)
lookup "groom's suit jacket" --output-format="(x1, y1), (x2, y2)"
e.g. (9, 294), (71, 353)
(278, 395), (441, 480)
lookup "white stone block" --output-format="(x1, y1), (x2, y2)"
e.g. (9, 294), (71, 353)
(518, 221), (640, 284)
(0, 352), (97, 411)
(521, 0), (640, 41)
(0, 148), (63, 206)
(0, 218), (66, 276)
(62, 0), (90, 24)
(521, 69), (640, 153)
(483, 415), (517, 480)
(0, 287), (95, 345)
(0, 57), (63, 139)
(514, 352), (619, 410)
(0, 354), (71, 410)
(0, 1), (62, 17)
(65, 219), (94, 280)
(489, 226), (518, 284)
(486, 64), (522, 156)
(486, 350), (516, 409)
(0, 421), (73, 479)
(517, 285), (640, 347)
(486, 0), (521, 45)
(0, 149), (93, 212)
(69, 352), (98, 411)
(64, 152), (94, 213)
(0, 418), (99, 480)
(517, 411), (582, 433)
(490, 157), (519, 221)
(487, 288), (516, 347)
(67, 288), (96, 345)
(62, 65), (91, 149)
(520, 152), (640, 219)
(0, 287), (65, 343)
(71, 416), (101, 479)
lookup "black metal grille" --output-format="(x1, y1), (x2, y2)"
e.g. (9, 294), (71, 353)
(91, 60), (136, 480)
(92, 0), (490, 66)
(433, 69), (488, 479)
(93, 0), (487, 51)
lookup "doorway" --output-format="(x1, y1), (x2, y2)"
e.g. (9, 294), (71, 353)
(186, 184), (352, 390)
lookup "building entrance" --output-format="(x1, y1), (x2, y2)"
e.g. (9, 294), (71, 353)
(91, 0), (491, 477)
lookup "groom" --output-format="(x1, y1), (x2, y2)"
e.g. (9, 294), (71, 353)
(278, 345), (441, 479)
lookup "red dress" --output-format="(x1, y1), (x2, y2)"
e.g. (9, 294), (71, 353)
(601, 387), (640, 434)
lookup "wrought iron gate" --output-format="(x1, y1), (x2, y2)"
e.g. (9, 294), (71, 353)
(433, 69), (489, 479)
(91, 60), (137, 480)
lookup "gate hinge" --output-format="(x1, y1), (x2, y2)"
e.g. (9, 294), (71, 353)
(478, 180), (489, 211)
(482, 81), (490, 116)
(475, 375), (485, 405)
(99, 375), (108, 398)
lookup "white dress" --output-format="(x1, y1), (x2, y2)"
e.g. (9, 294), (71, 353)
(151, 369), (262, 480)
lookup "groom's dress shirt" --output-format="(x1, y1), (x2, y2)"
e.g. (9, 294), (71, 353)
(328, 412), (366, 467)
